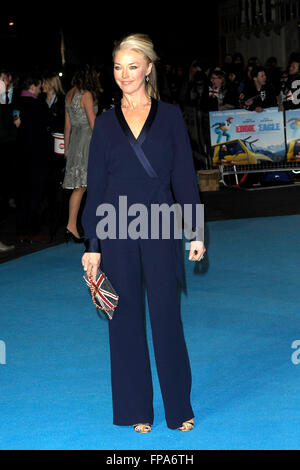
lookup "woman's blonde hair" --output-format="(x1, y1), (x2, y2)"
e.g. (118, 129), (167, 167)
(113, 33), (160, 99)
(44, 74), (65, 95)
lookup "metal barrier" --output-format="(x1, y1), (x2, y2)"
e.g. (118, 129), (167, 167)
(219, 162), (300, 188)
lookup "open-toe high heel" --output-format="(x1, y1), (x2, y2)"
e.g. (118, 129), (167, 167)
(133, 423), (152, 433)
(177, 419), (194, 431)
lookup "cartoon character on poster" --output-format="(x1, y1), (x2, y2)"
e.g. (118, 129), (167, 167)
(286, 117), (300, 138)
(285, 110), (300, 161)
(211, 117), (234, 143)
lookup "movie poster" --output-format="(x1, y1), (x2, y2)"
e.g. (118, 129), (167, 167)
(285, 109), (300, 161)
(209, 107), (286, 165)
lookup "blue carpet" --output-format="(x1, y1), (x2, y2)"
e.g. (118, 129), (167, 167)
(1, 215), (300, 450)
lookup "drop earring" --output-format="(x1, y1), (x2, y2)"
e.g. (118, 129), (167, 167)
(145, 75), (149, 83)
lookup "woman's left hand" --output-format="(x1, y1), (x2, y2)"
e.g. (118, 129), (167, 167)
(189, 240), (206, 262)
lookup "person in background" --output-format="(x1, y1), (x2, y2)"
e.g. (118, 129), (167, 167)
(279, 58), (300, 110)
(0, 70), (8, 104)
(62, 65), (101, 242)
(183, 58), (210, 108)
(243, 66), (277, 112)
(5, 70), (19, 106)
(278, 69), (288, 105)
(241, 65), (277, 188)
(42, 73), (65, 134)
(15, 73), (52, 242)
(5, 71), (19, 211)
(42, 73), (66, 237)
(0, 70), (16, 252)
(207, 69), (239, 111)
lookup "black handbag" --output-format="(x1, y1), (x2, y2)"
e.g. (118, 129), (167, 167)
(83, 268), (119, 320)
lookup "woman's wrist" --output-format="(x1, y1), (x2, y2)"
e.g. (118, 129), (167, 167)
(84, 238), (101, 253)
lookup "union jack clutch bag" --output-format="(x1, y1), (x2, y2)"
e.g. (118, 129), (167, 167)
(83, 268), (119, 320)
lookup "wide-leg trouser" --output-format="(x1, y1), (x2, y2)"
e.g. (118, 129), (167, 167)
(101, 237), (194, 429)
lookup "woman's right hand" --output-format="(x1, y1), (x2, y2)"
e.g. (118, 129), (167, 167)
(14, 117), (21, 128)
(82, 252), (101, 281)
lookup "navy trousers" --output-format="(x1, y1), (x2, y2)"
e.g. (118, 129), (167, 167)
(101, 237), (194, 429)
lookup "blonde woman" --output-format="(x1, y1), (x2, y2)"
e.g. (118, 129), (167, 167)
(42, 73), (65, 134)
(82, 34), (206, 433)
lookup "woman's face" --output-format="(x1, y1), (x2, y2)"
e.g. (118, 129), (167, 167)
(211, 74), (223, 89)
(113, 48), (152, 95)
(42, 80), (51, 93)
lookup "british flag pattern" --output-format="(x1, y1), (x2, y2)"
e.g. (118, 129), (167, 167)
(84, 269), (119, 320)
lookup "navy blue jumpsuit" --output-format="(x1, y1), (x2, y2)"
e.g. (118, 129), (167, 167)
(82, 98), (202, 429)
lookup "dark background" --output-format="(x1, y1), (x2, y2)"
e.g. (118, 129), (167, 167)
(1, 6), (220, 73)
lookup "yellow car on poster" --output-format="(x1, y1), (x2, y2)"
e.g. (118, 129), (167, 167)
(286, 138), (300, 161)
(212, 138), (273, 165)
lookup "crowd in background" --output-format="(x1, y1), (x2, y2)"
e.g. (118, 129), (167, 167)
(159, 51), (300, 111)
(1, 50), (300, 250)
(158, 50), (300, 170)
